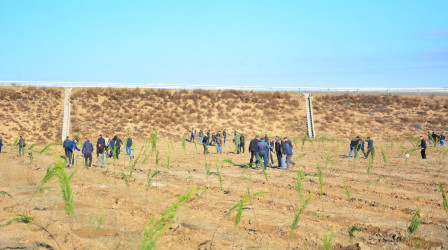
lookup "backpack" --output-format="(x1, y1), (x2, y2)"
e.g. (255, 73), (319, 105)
(441, 135), (446, 140)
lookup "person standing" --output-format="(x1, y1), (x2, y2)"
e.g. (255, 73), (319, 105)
(216, 135), (223, 154)
(419, 136), (427, 159)
(257, 138), (271, 169)
(440, 134), (445, 146)
(82, 138), (94, 168)
(199, 130), (203, 144)
(427, 131), (433, 146)
(284, 137), (295, 168)
(104, 135), (109, 151)
(364, 137), (374, 158)
(17, 136), (26, 156)
(126, 136), (133, 156)
(206, 130), (211, 145)
(0, 136), (3, 153)
(432, 131), (438, 146)
(97, 135), (105, 157)
(275, 136), (287, 169)
(234, 131), (239, 153)
(223, 129), (227, 145)
(108, 137), (115, 158)
(239, 133), (245, 153)
(248, 135), (260, 168)
(113, 135), (123, 159)
(190, 128), (196, 142)
(67, 139), (80, 168)
(96, 135), (107, 167)
(348, 136), (360, 158)
(202, 134), (209, 155)
(63, 136), (70, 157)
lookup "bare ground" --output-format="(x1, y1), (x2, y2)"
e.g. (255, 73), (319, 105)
(0, 137), (447, 249)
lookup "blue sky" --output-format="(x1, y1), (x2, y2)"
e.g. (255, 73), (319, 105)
(0, 1), (447, 87)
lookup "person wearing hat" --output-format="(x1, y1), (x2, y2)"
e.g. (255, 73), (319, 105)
(82, 137), (94, 168)
(67, 138), (80, 168)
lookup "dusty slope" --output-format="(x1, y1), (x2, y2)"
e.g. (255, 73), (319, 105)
(0, 138), (447, 249)
(1, 87), (448, 144)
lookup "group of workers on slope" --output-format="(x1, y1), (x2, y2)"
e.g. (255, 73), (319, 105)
(62, 134), (133, 168)
(348, 136), (374, 159)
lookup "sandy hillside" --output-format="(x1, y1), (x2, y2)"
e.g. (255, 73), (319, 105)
(1, 87), (448, 144)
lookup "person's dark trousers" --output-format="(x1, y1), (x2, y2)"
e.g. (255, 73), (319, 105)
(239, 143), (245, 153)
(277, 154), (282, 168)
(365, 148), (372, 158)
(67, 150), (74, 167)
(203, 143), (208, 154)
(421, 149), (426, 159)
(0, 146), (2, 153)
(249, 151), (259, 167)
(116, 149), (120, 159)
(64, 148), (69, 158)
(259, 151), (268, 170)
(84, 153), (92, 167)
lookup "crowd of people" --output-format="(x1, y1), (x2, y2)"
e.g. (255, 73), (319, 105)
(4, 128), (446, 168)
(189, 128), (296, 170)
(62, 134), (133, 168)
(347, 131), (445, 161)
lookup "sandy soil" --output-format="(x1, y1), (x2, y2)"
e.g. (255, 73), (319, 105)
(0, 138), (447, 249)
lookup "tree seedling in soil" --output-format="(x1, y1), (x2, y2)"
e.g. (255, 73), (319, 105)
(139, 186), (201, 249)
(343, 179), (352, 202)
(348, 226), (361, 238)
(406, 208), (421, 239)
(317, 164), (324, 195)
(439, 182), (448, 213)
(323, 230), (334, 250)
(289, 193), (312, 238)
(225, 188), (268, 228)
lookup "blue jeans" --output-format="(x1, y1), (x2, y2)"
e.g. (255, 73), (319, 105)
(200, 136), (203, 144)
(190, 134), (195, 142)
(216, 144), (222, 154)
(18, 146), (24, 156)
(126, 146), (131, 155)
(348, 146), (357, 158)
(224, 137), (226, 145)
(441, 140), (445, 146)
(259, 151), (268, 170)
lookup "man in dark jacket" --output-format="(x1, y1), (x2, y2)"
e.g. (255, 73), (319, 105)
(223, 129), (227, 145)
(17, 136), (26, 157)
(275, 136), (287, 169)
(126, 137), (133, 156)
(67, 139), (80, 168)
(97, 135), (107, 168)
(239, 133), (245, 153)
(364, 137), (374, 158)
(257, 137), (270, 169)
(63, 136), (70, 157)
(113, 135), (123, 159)
(97, 135), (105, 158)
(202, 135), (209, 155)
(248, 135), (260, 168)
(82, 138), (94, 168)
(419, 136), (427, 159)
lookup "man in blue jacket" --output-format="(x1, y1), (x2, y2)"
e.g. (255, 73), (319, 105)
(82, 138), (94, 168)
(257, 137), (271, 170)
(126, 137), (133, 156)
(63, 136), (70, 157)
(67, 139), (80, 168)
